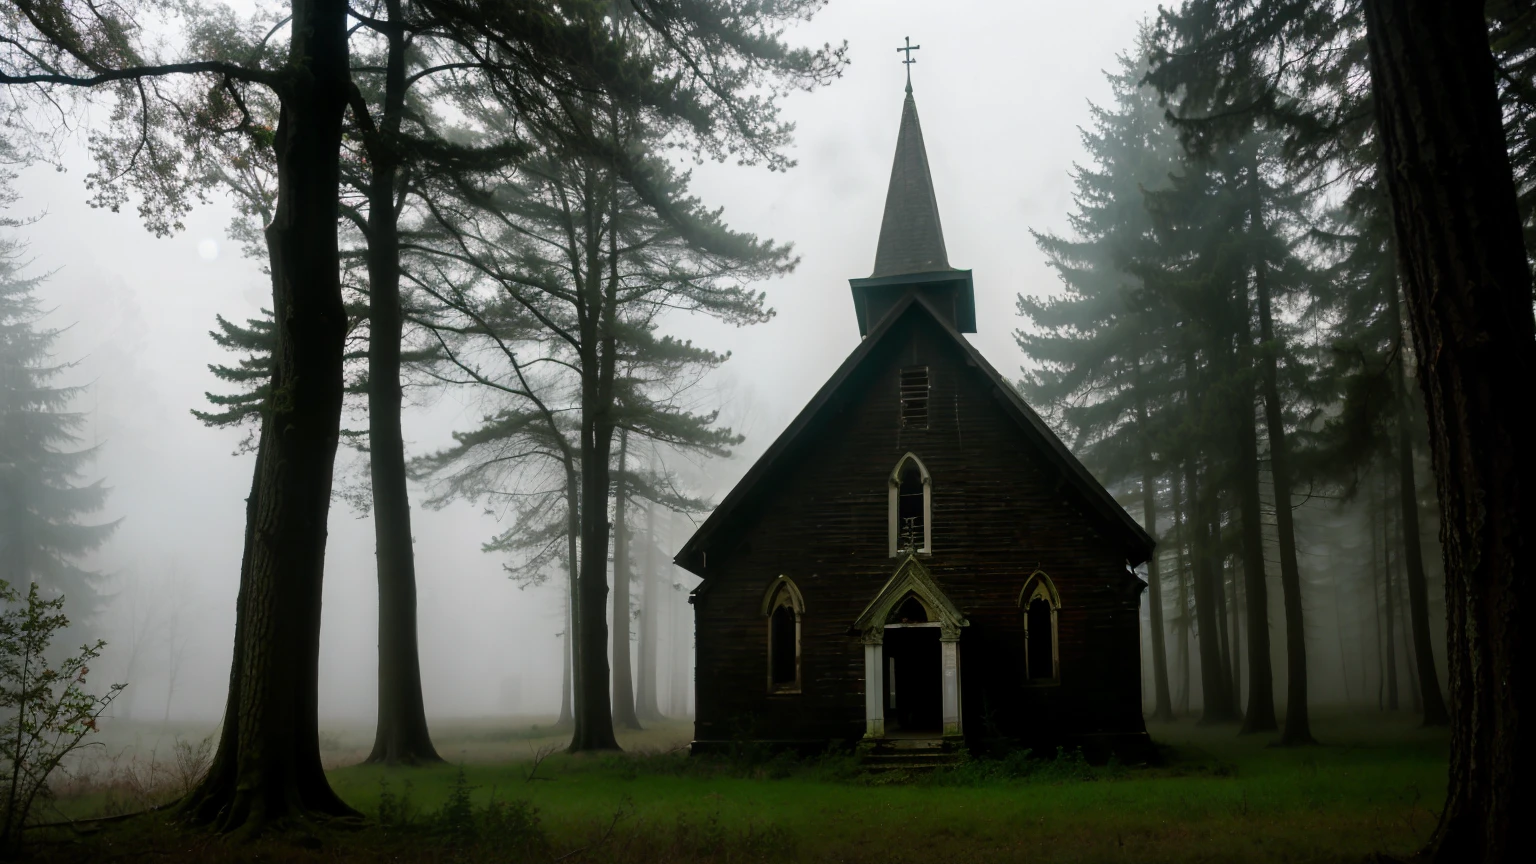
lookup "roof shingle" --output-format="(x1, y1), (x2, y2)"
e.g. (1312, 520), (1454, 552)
(871, 91), (953, 277)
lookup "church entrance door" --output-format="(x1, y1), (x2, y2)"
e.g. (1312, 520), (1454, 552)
(884, 625), (942, 733)
(854, 554), (968, 739)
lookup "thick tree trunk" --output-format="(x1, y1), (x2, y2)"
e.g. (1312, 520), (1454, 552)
(1226, 557), (1242, 713)
(1398, 557), (1424, 713)
(1213, 527), (1237, 716)
(1364, 2), (1535, 858)
(557, 589), (573, 727)
(563, 469), (581, 732)
(1136, 383), (1173, 722)
(1252, 228), (1313, 745)
(1173, 472), (1192, 716)
(610, 432), (642, 730)
(1334, 573), (1352, 704)
(1371, 486), (1385, 710)
(573, 416), (620, 751)
(1232, 559), (1244, 709)
(1387, 282), (1451, 727)
(667, 510), (690, 717)
(182, 430), (261, 824)
(363, 0), (439, 767)
(179, 0), (356, 833)
(1385, 506), (1400, 711)
(636, 499), (663, 721)
(570, 174), (622, 751)
(1234, 358), (1277, 733)
(1370, 507), (1382, 694)
(1142, 472), (1174, 721)
(1187, 450), (1235, 723)
(671, 586), (691, 717)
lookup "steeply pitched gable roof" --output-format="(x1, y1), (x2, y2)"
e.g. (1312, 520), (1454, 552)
(674, 294), (1155, 577)
(871, 91), (953, 278)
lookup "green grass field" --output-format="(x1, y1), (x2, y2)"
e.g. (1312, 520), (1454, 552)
(27, 709), (1447, 863)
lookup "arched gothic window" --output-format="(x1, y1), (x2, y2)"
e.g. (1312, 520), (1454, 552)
(1019, 571), (1060, 684)
(888, 453), (932, 556)
(762, 577), (804, 694)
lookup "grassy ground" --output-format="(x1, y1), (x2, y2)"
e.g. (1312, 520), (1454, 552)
(23, 708), (1446, 863)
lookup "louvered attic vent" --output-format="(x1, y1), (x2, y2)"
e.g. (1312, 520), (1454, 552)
(900, 366), (930, 429)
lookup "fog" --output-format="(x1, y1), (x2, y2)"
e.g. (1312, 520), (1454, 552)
(12, 0), (1432, 734)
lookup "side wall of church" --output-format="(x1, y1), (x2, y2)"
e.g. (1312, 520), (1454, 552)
(690, 304), (1147, 750)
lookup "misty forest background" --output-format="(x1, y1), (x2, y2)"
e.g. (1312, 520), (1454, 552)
(2, 0), (1522, 788)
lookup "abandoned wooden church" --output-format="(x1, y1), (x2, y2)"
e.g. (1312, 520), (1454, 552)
(674, 82), (1155, 757)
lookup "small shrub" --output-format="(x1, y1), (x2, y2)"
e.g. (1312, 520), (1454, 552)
(757, 749), (799, 780)
(481, 795), (548, 858)
(1034, 746), (1094, 783)
(376, 776), (417, 828)
(807, 744), (863, 783)
(998, 747), (1037, 779)
(170, 735), (213, 795)
(0, 580), (123, 854)
(604, 746), (700, 781)
(926, 757), (999, 787)
(436, 765), (477, 843)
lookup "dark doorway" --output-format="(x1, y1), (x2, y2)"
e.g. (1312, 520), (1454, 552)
(884, 626), (942, 733)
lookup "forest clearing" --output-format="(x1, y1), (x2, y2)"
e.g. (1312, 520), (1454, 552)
(28, 711), (1444, 863)
(1, 0), (1527, 861)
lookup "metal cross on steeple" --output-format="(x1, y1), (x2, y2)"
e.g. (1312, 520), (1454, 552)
(897, 36), (920, 92)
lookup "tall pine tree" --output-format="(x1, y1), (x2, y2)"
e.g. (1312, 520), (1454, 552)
(1020, 38), (1182, 722)
(0, 226), (115, 608)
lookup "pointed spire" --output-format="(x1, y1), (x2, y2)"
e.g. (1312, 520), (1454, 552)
(870, 89), (951, 278)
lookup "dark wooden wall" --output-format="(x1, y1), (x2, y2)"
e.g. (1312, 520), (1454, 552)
(689, 303), (1148, 751)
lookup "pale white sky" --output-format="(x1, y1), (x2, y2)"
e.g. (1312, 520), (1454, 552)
(13, 0), (1160, 724)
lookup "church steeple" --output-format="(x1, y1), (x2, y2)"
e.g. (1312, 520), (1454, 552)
(849, 81), (976, 337)
(870, 89), (951, 278)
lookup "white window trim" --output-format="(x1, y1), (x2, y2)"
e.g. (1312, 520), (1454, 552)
(888, 452), (932, 557)
(763, 576), (804, 695)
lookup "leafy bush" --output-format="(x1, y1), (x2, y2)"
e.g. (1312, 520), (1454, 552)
(437, 766), (477, 844)
(480, 795), (547, 859)
(377, 777), (418, 828)
(170, 735), (214, 795)
(374, 769), (548, 861)
(806, 743), (864, 783)
(0, 580), (123, 853)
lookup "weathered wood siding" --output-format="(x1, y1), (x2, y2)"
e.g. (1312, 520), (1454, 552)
(689, 303), (1147, 750)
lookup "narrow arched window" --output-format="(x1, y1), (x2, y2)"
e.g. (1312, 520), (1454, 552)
(888, 454), (932, 556)
(1026, 598), (1053, 679)
(770, 606), (796, 684)
(1020, 572), (1060, 684)
(763, 577), (804, 694)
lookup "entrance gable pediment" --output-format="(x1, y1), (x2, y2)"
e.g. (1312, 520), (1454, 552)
(853, 553), (970, 641)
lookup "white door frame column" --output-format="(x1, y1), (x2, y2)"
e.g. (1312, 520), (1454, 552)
(863, 636), (885, 738)
(853, 553), (969, 741)
(940, 631), (962, 737)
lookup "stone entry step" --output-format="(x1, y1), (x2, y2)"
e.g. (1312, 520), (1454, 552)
(859, 736), (965, 773)
(886, 736), (945, 750)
